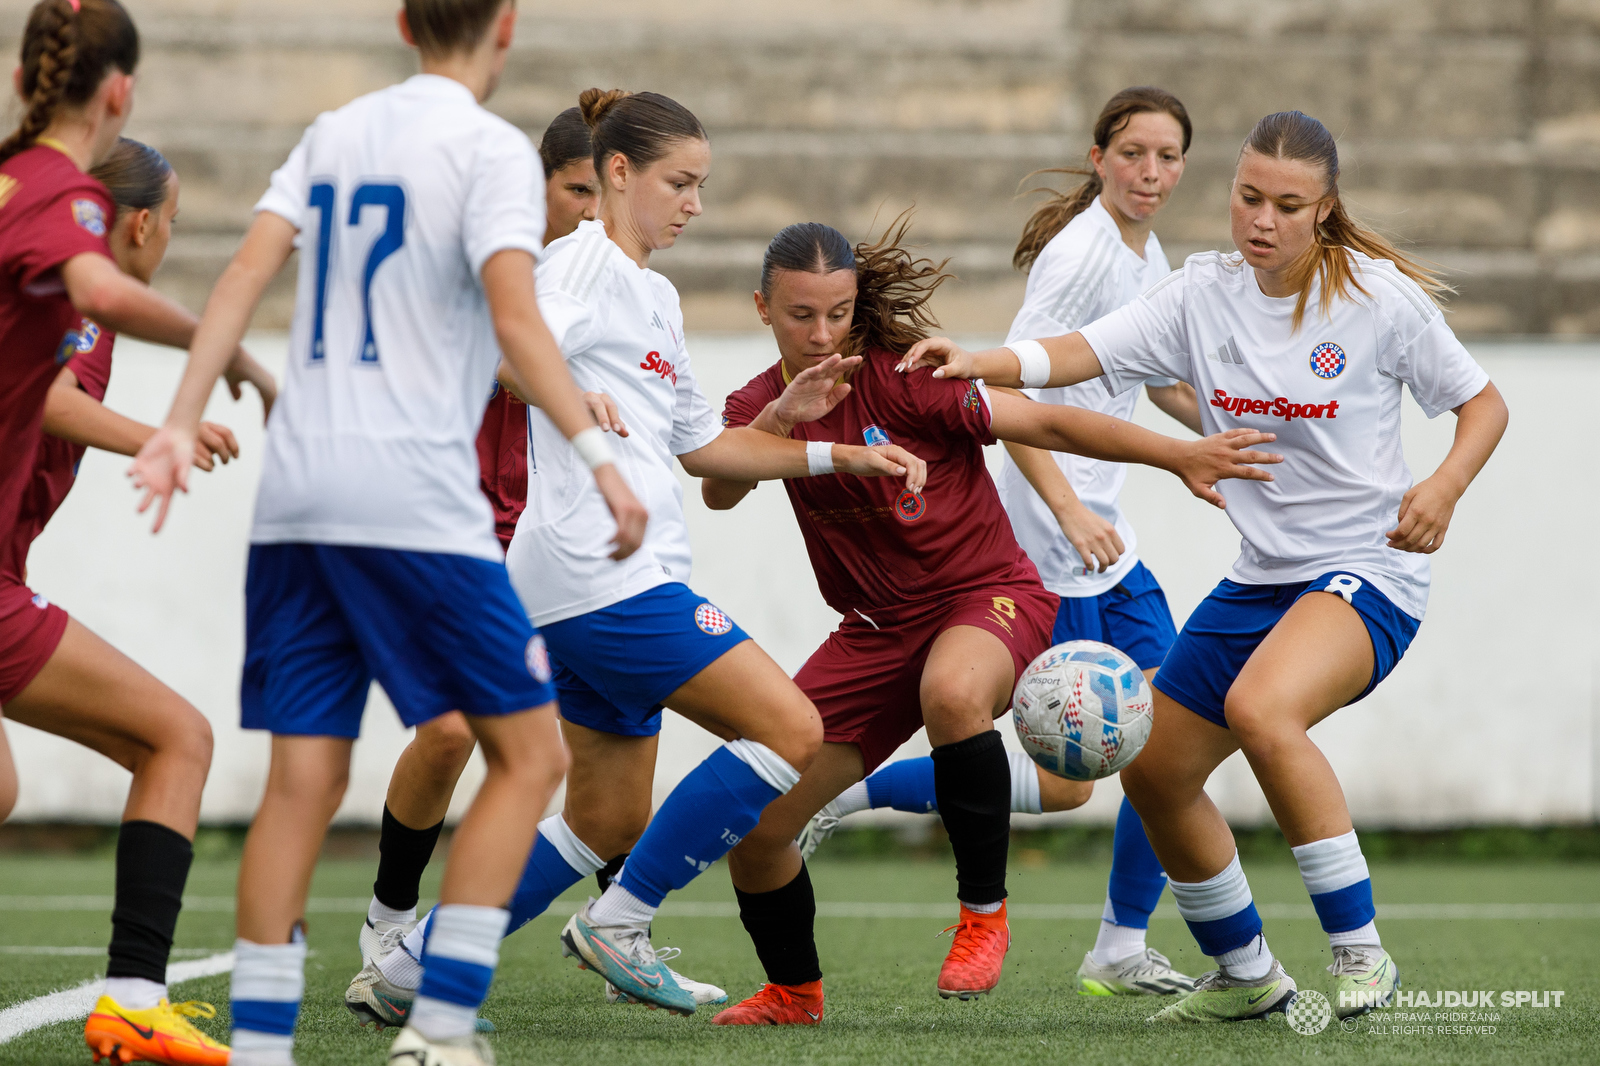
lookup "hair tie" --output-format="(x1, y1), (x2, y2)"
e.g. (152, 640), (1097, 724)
(68, 0), (80, 10)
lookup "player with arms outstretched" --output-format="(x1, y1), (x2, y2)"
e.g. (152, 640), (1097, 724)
(129, 4), (647, 1064)
(899, 110), (1508, 1023)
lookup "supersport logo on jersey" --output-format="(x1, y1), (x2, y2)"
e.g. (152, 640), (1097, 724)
(639, 350), (678, 385)
(1210, 389), (1340, 423)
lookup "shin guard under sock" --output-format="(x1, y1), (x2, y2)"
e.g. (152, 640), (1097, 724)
(373, 806), (444, 913)
(108, 820), (193, 983)
(734, 863), (822, 986)
(930, 730), (1010, 907)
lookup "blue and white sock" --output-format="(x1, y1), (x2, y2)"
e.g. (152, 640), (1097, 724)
(230, 935), (305, 1058)
(1293, 830), (1380, 948)
(1092, 796), (1168, 964)
(864, 756), (937, 814)
(413, 904), (509, 1041)
(1167, 852), (1272, 980)
(590, 740), (799, 926)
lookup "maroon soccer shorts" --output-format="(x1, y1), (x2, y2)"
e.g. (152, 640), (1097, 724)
(794, 582), (1058, 772)
(0, 577), (69, 704)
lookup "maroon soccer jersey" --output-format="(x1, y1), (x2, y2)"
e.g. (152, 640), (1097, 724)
(475, 382), (528, 550)
(722, 347), (1045, 614)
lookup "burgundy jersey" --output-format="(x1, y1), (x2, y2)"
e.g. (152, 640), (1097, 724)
(3, 320), (115, 581)
(0, 145), (115, 548)
(475, 382), (528, 550)
(722, 347), (1045, 614)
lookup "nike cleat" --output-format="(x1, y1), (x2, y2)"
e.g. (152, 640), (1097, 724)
(795, 800), (845, 862)
(346, 961), (415, 1030)
(387, 1024), (494, 1066)
(1147, 960), (1298, 1022)
(1077, 948), (1196, 996)
(1330, 945), (1400, 1018)
(84, 996), (230, 1065)
(559, 900), (696, 1015)
(606, 947), (726, 1005)
(936, 902), (1010, 1000)
(360, 913), (420, 969)
(711, 980), (824, 1026)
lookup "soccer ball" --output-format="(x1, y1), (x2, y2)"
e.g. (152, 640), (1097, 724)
(1011, 640), (1153, 781)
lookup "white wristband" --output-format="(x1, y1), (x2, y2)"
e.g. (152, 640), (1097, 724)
(571, 426), (617, 470)
(806, 440), (836, 476)
(1007, 339), (1051, 389)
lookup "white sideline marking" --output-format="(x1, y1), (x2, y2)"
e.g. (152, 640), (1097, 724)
(0, 951), (234, 1045)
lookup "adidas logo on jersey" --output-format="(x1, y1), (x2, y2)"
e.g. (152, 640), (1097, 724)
(1208, 336), (1245, 365)
(1211, 388), (1340, 422)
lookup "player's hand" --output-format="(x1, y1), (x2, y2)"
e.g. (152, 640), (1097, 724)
(128, 424), (196, 533)
(582, 391), (629, 437)
(224, 348), (277, 423)
(593, 463), (648, 560)
(896, 336), (973, 378)
(773, 353), (863, 432)
(834, 443), (927, 493)
(1173, 429), (1281, 508)
(1057, 502), (1124, 573)
(1386, 475), (1460, 554)
(192, 421), (240, 472)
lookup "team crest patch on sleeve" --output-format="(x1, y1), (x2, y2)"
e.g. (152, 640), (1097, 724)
(894, 488), (927, 522)
(1309, 342), (1346, 379)
(694, 602), (733, 636)
(71, 198), (107, 237)
(31, 593), (50, 610)
(525, 635), (552, 683)
(863, 424), (890, 447)
(75, 321), (100, 354)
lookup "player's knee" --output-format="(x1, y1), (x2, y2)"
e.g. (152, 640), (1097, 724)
(760, 694), (823, 772)
(1223, 691), (1301, 757)
(1118, 759), (1164, 814)
(415, 715), (477, 776)
(153, 705), (214, 778)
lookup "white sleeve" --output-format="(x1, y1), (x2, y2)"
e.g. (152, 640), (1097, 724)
(669, 347), (725, 456)
(463, 127), (546, 278)
(254, 124), (315, 230)
(534, 283), (597, 357)
(1381, 302), (1491, 419)
(1004, 230), (1115, 347)
(1077, 269), (1192, 396)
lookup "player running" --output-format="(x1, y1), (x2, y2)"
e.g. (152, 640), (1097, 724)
(0, 5), (272, 1063)
(128, 4), (648, 1065)
(700, 214), (1281, 1023)
(792, 86), (1202, 999)
(898, 109), (1508, 1023)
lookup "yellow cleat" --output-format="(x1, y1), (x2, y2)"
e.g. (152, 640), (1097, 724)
(84, 995), (231, 1065)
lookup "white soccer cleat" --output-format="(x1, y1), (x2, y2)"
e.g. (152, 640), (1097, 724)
(605, 947), (727, 1005)
(1077, 948), (1196, 996)
(361, 913), (420, 969)
(388, 1024), (495, 1066)
(796, 800), (845, 862)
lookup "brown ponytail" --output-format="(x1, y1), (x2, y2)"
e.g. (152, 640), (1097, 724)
(848, 210), (953, 357)
(1243, 110), (1452, 331)
(0, 0), (139, 166)
(578, 87), (706, 174)
(1013, 86), (1192, 272)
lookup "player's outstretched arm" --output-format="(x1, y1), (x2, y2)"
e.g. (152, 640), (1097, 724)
(1003, 440), (1124, 573)
(45, 366), (239, 471)
(988, 389), (1280, 509)
(483, 250), (648, 560)
(127, 211), (294, 531)
(681, 429), (927, 492)
(1386, 380), (1508, 554)
(895, 332), (1104, 389)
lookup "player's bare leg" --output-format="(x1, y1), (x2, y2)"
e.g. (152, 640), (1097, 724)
(0, 712), (17, 822)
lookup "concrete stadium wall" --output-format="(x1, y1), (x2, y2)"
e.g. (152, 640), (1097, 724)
(8, 336), (1596, 829)
(4, 0), (1600, 332)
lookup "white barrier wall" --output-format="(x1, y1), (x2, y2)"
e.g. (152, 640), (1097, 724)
(9, 335), (1596, 828)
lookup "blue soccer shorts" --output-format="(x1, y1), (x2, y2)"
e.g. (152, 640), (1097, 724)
(242, 543), (556, 737)
(1052, 560), (1178, 672)
(541, 582), (750, 738)
(1153, 570), (1421, 729)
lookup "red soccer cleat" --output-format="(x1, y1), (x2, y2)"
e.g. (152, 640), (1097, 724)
(937, 901), (1010, 1000)
(710, 980), (824, 1026)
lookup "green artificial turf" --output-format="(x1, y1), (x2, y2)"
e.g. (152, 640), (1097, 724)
(1, 853), (1595, 1065)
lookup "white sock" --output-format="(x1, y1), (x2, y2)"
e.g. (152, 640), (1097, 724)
(1090, 918), (1147, 965)
(961, 899), (1003, 915)
(587, 881), (658, 927)
(411, 904), (508, 1042)
(230, 937), (306, 1052)
(1330, 920), (1381, 948)
(103, 976), (166, 1010)
(228, 1030), (296, 1065)
(1008, 752), (1042, 814)
(1216, 933), (1274, 981)
(832, 780), (871, 816)
(378, 934), (425, 990)
(395, 909), (434, 969)
(411, 996), (478, 1041)
(368, 896), (416, 927)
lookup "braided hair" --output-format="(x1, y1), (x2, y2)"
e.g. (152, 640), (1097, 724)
(0, 0), (139, 166)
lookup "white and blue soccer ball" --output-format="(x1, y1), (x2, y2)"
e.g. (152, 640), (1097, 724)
(1011, 640), (1154, 781)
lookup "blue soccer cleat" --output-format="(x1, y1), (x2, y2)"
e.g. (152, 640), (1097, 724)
(560, 900), (696, 1015)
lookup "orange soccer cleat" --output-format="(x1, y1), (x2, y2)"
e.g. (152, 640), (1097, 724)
(710, 980), (824, 1026)
(84, 996), (231, 1065)
(936, 901), (1011, 1000)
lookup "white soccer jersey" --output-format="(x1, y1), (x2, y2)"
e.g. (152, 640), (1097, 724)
(504, 220), (724, 626)
(250, 74), (546, 561)
(1001, 196), (1176, 597)
(1077, 249), (1490, 620)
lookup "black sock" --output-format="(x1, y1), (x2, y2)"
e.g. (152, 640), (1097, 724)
(107, 820), (193, 982)
(596, 852), (628, 895)
(373, 806), (444, 913)
(734, 862), (822, 986)
(931, 730), (1010, 906)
